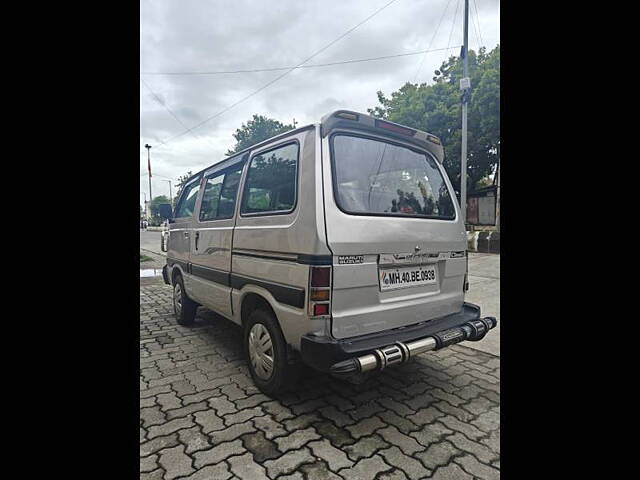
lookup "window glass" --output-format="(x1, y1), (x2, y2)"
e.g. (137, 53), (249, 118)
(174, 180), (200, 219)
(241, 143), (298, 215)
(199, 175), (224, 221)
(199, 165), (244, 221)
(331, 135), (456, 219)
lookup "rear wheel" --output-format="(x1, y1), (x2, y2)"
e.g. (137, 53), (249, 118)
(173, 274), (197, 326)
(244, 309), (299, 395)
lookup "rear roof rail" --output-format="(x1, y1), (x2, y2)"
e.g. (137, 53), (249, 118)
(320, 110), (444, 163)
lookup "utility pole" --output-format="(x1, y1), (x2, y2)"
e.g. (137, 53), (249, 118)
(292, 118), (297, 128)
(163, 179), (173, 207)
(460, 0), (470, 225)
(142, 192), (147, 219)
(145, 144), (153, 220)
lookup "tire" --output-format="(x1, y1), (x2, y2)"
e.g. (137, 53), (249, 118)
(244, 308), (300, 395)
(172, 274), (197, 326)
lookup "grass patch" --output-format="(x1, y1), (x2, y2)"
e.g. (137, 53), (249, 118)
(140, 254), (153, 263)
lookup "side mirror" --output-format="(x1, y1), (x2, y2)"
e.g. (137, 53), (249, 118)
(158, 204), (173, 221)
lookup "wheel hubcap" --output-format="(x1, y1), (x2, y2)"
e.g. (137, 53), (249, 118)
(173, 283), (182, 316)
(248, 323), (274, 380)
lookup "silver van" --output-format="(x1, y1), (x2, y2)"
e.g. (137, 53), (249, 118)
(162, 110), (497, 394)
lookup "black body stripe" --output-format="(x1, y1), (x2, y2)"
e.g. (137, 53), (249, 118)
(233, 250), (332, 266)
(230, 273), (305, 309)
(190, 264), (230, 286)
(169, 257), (308, 309)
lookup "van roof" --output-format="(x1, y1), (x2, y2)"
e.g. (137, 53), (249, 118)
(180, 110), (444, 187)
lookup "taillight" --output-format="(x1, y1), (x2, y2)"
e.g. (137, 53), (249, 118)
(309, 266), (331, 317)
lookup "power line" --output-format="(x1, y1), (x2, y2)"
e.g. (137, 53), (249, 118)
(153, 0), (402, 149)
(413, 0), (453, 83)
(141, 78), (202, 142)
(472, 0), (485, 47)
(142, 46), (457, 76)
(443, 0), (461, 64)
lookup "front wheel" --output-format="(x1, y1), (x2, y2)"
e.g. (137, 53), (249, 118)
(173, 275), (197, 326)
(244, 309), (299, 395)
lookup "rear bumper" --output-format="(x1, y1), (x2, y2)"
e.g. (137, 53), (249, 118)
(300, 302), (496, 375)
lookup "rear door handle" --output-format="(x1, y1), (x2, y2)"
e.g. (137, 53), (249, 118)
(183, 231), (190, 238)
(195, 231), (200, 250)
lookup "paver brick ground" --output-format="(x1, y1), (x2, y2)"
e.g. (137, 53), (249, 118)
(140, 280), (500, 479)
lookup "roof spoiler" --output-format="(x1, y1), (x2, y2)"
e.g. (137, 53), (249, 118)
(320, 110), (445, 163)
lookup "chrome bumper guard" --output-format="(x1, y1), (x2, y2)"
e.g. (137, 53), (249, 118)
(329, 316), (497, 375)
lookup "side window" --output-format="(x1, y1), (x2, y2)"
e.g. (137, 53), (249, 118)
(199, 165), (244, 221)
(174, 180), (201, 219)
(199, 174), (224, 221)
(241, 143), (298, 215)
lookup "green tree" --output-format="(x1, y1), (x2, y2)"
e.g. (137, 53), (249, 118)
(227, 114), (294, 155)
(149, 195), (170, 224)
(174, 171), (193, 206)
(368, 45), (500, 195)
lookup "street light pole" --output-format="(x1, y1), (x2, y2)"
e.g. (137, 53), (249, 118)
(163, 180), (173, 207)
(460, 0), (470, 225)
(145, 144), (153, 220)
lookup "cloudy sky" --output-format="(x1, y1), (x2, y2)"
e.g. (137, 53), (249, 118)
(140, 0), (499, 207)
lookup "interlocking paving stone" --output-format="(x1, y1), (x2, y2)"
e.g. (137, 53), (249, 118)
(140, 433), (180, 457)
(178, 426), (211, 454)
(343, 434), (390, 461)
(313, 420), (356, 447)
(336, 454), (392, 480)
(192, 439), (245, 469)
(447, 432), (499, 464)
(139, 454), (158, 473)
(409, 422), (454, 448)
(378, 445), (431, 480)
(139, 283), (500, 480)
(378, 469), (409, 480)
(274, 427), (321, 453)
(194, 410), (225, 434)
(147, 416), (195, 440)
(299, 461), (344, 480)
(455, 454), (501, 480)
(414, 440), (461, 470)
(228, 452), (270, 480)
(431, 462), (474, 480)
(158, 445), (194, 480)
(308, 439), (354, 470)
(187, 462), (233, 480)
(345, 416), (386, 440)
(253, 414), (288, 439)
(140, 406), (166, 428)
(376, 425), (424, 456)
(208, 420), (256, 445)
(166, 401), (209, 420)
(240, 431), (281, 462)
(262, 447), (315, 478)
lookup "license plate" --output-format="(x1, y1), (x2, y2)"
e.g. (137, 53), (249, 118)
(379, 264), (438, 291)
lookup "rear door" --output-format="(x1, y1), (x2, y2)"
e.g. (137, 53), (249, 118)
(188, 156), (246, 318)
(321, 131), (468, 339)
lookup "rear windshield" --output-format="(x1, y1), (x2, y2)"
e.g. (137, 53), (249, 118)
(330, 134), (456, 219)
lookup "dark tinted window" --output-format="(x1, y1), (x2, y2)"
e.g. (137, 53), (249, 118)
(174, 180), (201, 219)
(199, 165), (243, 221)
(331, 135), (455, 219)
(241, 143), (298, 215)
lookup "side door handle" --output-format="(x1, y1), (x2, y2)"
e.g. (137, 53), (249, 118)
(183, 231), (190, 238)
(195, 231), (200, 251)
